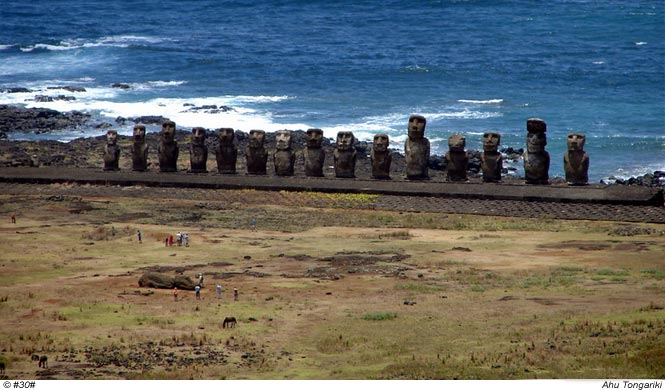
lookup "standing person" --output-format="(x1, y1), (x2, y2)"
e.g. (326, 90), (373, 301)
(165, 237), (168, 247)
(10, 214), (16, 224)
(198, 273), (204, 288)
(173, 287), (178, 302)
(233, 287), (238, 302)
(195, 284), (201, 300)
(183, 233), (189, 247)
(176, 232), (182, 246)
(169, 235), (174, 246)
(137, 229), (142, 243)
(216, 283), (222, 299)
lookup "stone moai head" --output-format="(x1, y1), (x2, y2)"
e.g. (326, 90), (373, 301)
(448, 134), (466, 152)
(218, 128), (235, 145)
(192, 127), (206, 146)
(373, 134), (389, 153)
(133, 125), (146, 143)
(107, 130), (118, 145)
(526, 118), (547, 153)
(248, 130), (266, 149)
(162, 121), (176, 143)
(567, 133), (586, 151)
(482, 132), (501, 153)
(336, 131), (355, 151)
(408, 115), (427, 140)
(306, 128), (324, 148)
(275, 130), (292, 150)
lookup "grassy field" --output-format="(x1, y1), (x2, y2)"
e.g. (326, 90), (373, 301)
(0, 190), (664, 379)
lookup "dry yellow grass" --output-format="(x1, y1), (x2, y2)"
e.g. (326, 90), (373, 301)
(0, 192), (664, 379)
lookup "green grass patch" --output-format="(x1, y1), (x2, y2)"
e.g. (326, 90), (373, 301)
(395, 283), (443, 293)
(362, 312), (397, 321)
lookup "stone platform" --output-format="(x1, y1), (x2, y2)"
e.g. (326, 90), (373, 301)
(0, 167), (663, 223)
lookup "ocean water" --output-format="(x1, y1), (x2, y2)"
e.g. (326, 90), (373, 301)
(0, 0), (663, 182)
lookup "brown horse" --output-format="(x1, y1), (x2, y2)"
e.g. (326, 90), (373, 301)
(222, 317), (237, 328)
(38, 355), (48, 368)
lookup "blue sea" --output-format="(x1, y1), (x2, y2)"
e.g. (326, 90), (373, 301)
(1, 0), (663, 182)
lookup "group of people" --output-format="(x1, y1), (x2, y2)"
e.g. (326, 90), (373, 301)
(165, 231), (190, 247)
(174, 276), (239, 302)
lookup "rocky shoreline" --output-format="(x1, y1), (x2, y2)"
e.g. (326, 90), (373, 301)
(0, 104), (663, 187)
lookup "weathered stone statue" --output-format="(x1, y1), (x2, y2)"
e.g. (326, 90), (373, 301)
(304, 128), (325, 177)
(564, 133), (589, 185)
(189, 127), (208, 173)
(131, 125), (149, 171)
(273, 130), (295, 176)
(246, 129), (268, 175)
(480, 132), (502, 183)
(215, 128), (237, 174)
(405, 115), (430, 180)
(103, 130), (120, 171)
(333, 131), (357, 178)
(158, 120), (179, 172)
(524, 118), (549, 184)
(371, 133), (391, 179)
(445, 134), (468, 182)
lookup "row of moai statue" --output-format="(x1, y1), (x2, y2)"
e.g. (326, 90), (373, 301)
(103, 117), (589, 185)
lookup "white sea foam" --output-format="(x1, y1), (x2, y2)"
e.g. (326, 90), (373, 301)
(592, 61), (605, 65)
(458, 99), (504, 104)
(421, 110), (502, 120)
(129, 80), (188, 90)
(18, 35), (169, 52)
(0, 44), (13, 50)
(634, 42), (648, 46)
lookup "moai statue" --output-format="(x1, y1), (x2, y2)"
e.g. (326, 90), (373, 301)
(371, 133), (391, 179)
(131, 125), (149, 171)
(273, 130), (295, 176)
(103, 130), (120, 171)
(405, 115), (430, 180)
(304, 128), (325, 177)
(445, 134), (468, 182)
(524, 118), (550, 184)
(564, 133), (589, 185)
(333, 131), (357, 178)
(189, 127), (208, 173)
(480, 132), (502, 183)
(245, 129), (268, 175)
(215, 128), (237, 174)
(158, 120), (179, 172)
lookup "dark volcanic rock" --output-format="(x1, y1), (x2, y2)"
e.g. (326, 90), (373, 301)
(130, 116), (169, 125)
(111, 83), (131, 89)
(2, 87), (32, 93)
(0, 105), (90, 133)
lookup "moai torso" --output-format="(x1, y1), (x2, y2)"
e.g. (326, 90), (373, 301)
(524, 118), (550, 184)
(480, 132), (502, 183)
(405, 115), (430, 179)
(304, 128), (325, 177)
(371, 133), (391, 179)
(189, 127), (208, 173)
(564, 133), (589, 185)
(103, 130), (120, 171)
(131, 125), (149, 171)
(273, 130), (295, 176)
(445, 134), (468, 182)
(158, 120), (179, 172)
(246, 130), (268, 175)
(215, 128), (237, 174)
(333, 131), (357, 178)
